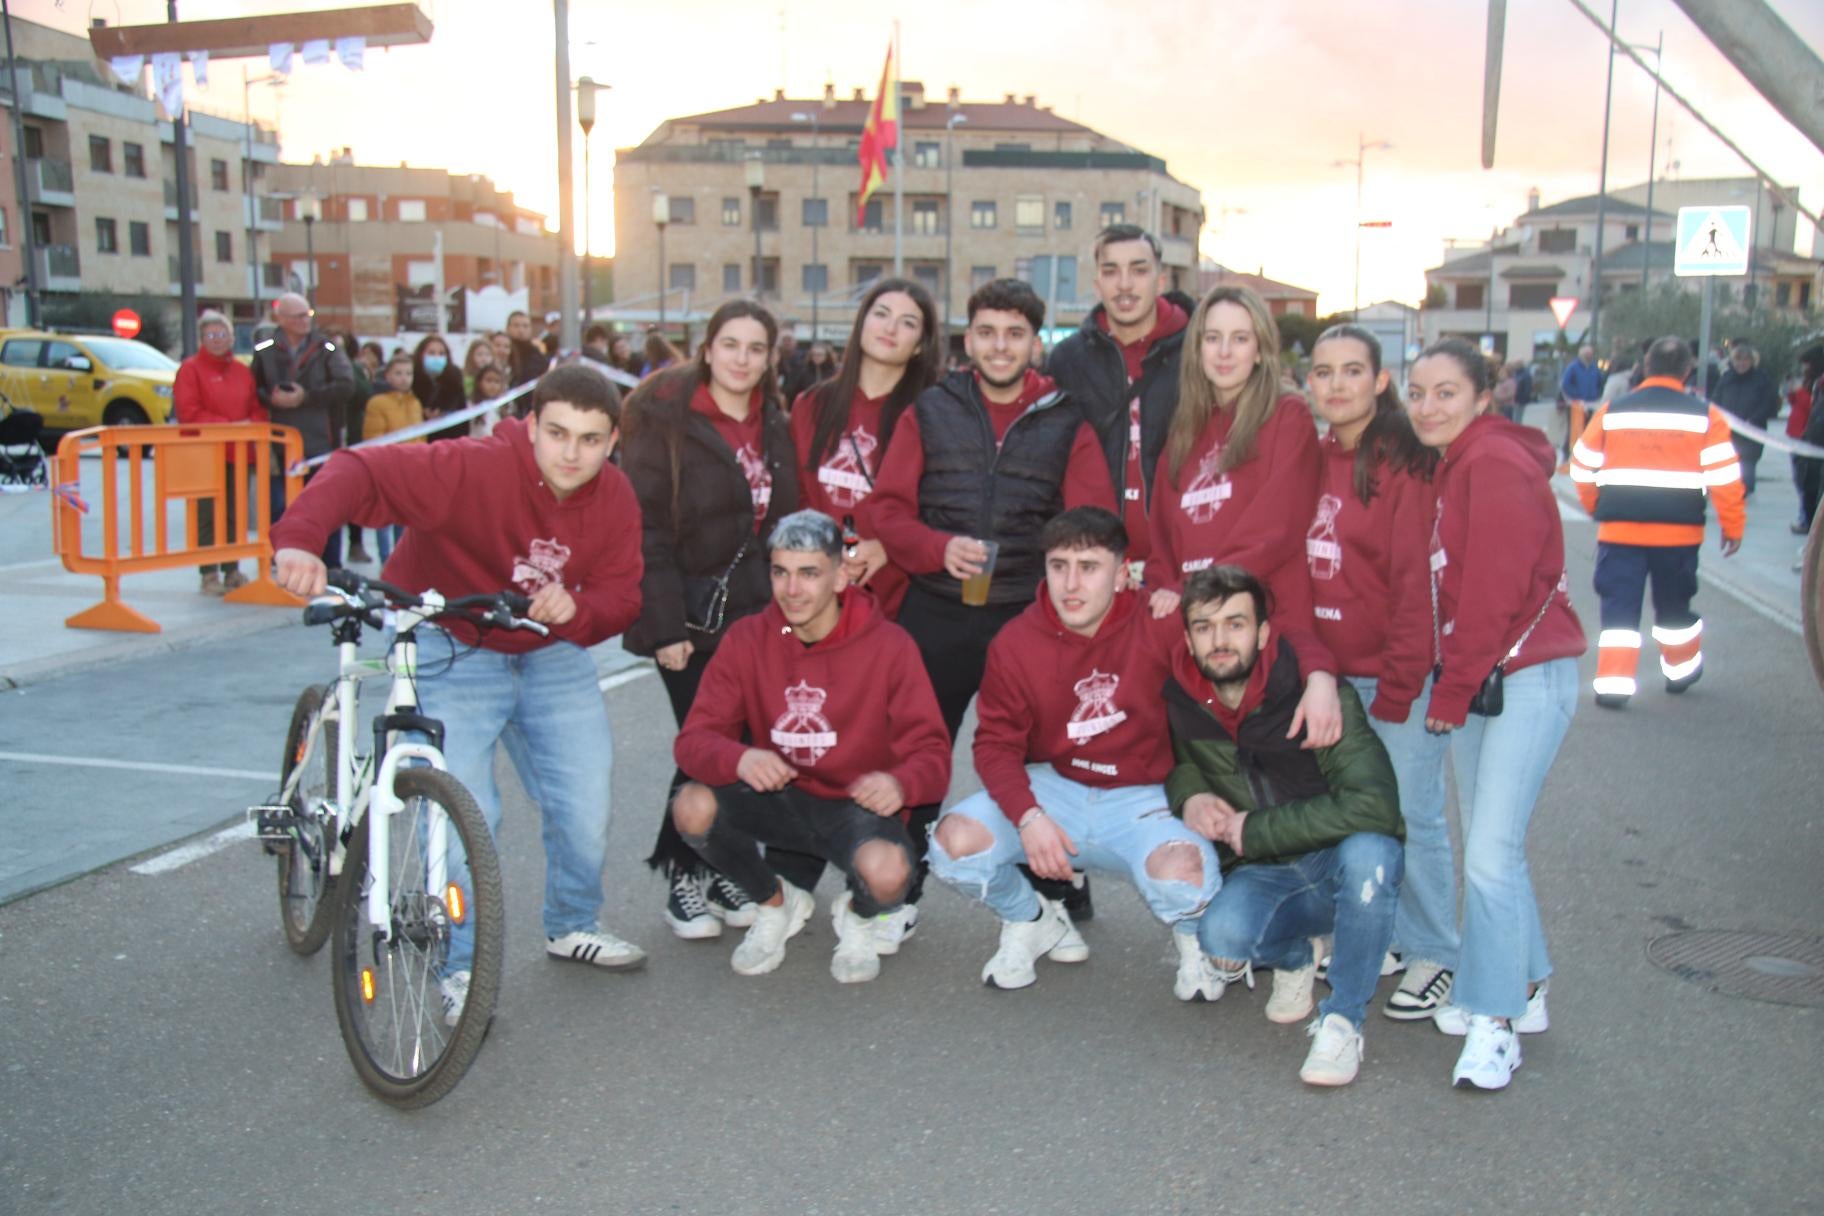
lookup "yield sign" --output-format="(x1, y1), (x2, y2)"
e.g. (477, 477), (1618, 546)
(1549, 297), (1579, 329)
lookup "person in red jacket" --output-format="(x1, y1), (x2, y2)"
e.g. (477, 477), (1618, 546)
(173, 310), (265, 594)
(1406, 339), (1587, 1092)
(789, 278), (942, 620)
(272, 363), (649, 1023)
(671, 509), (951, 983)
(926, 507), (1222, 993)
(1305, 324), (1457, 1021)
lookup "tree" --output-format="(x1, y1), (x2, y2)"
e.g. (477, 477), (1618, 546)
(1602, 281), (1814, 385)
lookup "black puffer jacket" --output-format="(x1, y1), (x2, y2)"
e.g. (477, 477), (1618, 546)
(621, 367), (799, 656)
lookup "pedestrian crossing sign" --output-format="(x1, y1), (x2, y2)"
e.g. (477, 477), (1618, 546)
(1674, 205), (1752, 277)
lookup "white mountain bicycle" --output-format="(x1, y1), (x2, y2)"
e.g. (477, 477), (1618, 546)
(252, 569), (547, 1109)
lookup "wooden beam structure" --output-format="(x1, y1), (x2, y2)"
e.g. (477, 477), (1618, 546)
(88, 3), (432, 59)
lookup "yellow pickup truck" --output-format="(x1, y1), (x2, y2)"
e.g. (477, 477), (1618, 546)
(0, 329), (177, 434)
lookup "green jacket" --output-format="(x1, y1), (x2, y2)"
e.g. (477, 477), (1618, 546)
(1163, 638), (1403, 873)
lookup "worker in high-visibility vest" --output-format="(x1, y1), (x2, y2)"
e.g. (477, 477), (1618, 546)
(1569, 335), (1745, 708)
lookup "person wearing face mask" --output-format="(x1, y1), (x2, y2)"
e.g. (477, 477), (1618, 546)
(1406, 338), (1586, 1092)
(175, 309), (266, 593)
(414, 335), (468, 443)
(621, 300), (802, 939)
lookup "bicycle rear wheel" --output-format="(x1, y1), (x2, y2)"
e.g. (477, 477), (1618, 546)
(277, 684), (338, 955)
(329, 767), (504, 1110)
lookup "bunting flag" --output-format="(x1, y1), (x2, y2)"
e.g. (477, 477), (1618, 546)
(151, 52), (183, 118)
(269, 41), (295, 74)
(108, 55), (144, 86)
(301, 39), (332, 66)
(187, 49), (208, 86)
(855, 42), (898, 226)
(334, 36), (366, 70)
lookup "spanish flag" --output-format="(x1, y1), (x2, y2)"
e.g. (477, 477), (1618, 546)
(855, 43), (898, 226)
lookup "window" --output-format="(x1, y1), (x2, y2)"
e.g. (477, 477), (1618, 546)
(1509, 282), (1556, 310)
(1054, 201), (1072, 230)
(913, 264), (941, 296)
(1538, 228), (1576, 254)
(913, 141), (941, 169)
(1803, 282), (1814, 310)
(1, 338), (45, 366)
(856, 198), (882, 233)
(911, 199), (940, 236)
(1777, 282), (1793, 309)
(215, 230), (233, 263)
(971, 200), (997, 229)
(23, 125), (42, 159)
(96, 217), (118, 254)
(802, 263), (828, 293)
(970, 265), (995, 289)
(397, 199), (426, 222)
(46, 341), (82, 369)
(854, 263), (884, 289)
(129, 220), (150, 256)
(406, 259), (437, 287)
(667, 196), (695, 225)
(1455, 282), (1485, 310)
(32, 212), (51, 245)
(1014, 256), (1033, 283)
(756, 258), (779, 295)
(802, 197), (828, 228)
(669, 263), (696, 291)
(1099, 201), (1126, 226)
(89, 135), (112, 173)
(0, 207), (8, 249)
(210, 159), (229, 191)
(755, 195), (778, 232)
(347, 198), (369, 222)
(1624, 223), (1640, 242)
(124, 143), (146, 179)
(262, 262), (285, 288)
(722, 197), (741, 226)
(1015, 196), (1044, 232)
(723, 263), (742, 292)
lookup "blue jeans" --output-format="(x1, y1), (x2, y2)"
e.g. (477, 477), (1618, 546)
(1347, 674), (1458, 969)
(1197, 834), (1404, 1026)
(1448, 657), (1577, 1019)
(410, 631), (614, 972)
(927, 764), (1219, 931)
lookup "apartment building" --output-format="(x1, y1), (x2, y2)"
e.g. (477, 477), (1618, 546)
(612, 83), (1205, 341)
(266, 157), (559, 339)
(1195, 264), (1320, 317)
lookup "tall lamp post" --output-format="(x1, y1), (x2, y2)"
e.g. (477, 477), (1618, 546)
(296, 192), (321, 308)
(653, 191), (670, 334)
(1334, 133), (1392, 319)
(576, 76), (608, 330)
(942, 111), (967, 339)
(745, 156), (765, 301)
(791, 110), (821, 338)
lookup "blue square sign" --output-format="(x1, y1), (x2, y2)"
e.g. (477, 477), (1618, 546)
(1674, 205), (1752, 277)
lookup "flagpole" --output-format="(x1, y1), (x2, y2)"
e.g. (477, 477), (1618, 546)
(892, 20), (904, 277)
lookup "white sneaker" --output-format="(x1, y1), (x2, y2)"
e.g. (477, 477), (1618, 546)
(439, 970), (470, 1028)
(1299, 1012), (1364, 1087)
(1452, 1015), (1522, 1090)
(830, 892), (882, 984)
(730, 881), (815, 976)
(547, 928), (648, 971)
(982, 897), (1069, 990)
(1172, 931), (1225, 1002)
(1048, 909), (1089, 963)
(873, 903), (918, 955)
(1266, 940), (1322, 1024)
(1383, 959), (1453, 1020)
(1435, 981), (1549, 1036)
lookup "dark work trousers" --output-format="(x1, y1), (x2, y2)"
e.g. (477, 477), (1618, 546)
(646, 645), (825, 894)
(1594, 542), (1700, 633)
(681, 784), (915, 916)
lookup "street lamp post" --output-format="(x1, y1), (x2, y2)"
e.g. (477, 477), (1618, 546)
(297, 193), (321, 308)
(577, 76), (609, 331)
(791, 110), (821, 338)
(653, 191), (670, 334)
(1334, 133), (1392, 319)
(1590, 0), (1619, 354)
(745, 156), (765, 302)
(943, 111), (967, 339)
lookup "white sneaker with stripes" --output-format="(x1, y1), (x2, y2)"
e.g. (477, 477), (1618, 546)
(547, 928), (648, 971)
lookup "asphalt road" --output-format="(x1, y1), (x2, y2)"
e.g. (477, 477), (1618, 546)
(2, 512), (1820, 1215)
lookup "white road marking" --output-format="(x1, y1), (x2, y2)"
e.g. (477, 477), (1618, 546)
(0, 750), (271, 780)
(130, 821), (257, 875)
(598, 666), (653, 692)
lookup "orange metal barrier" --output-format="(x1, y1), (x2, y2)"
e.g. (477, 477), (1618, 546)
(51, 423), (307, 632)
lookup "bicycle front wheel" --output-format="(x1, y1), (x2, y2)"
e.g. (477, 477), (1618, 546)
(329, 767), (504, 1110)
(277, 684), (338, 955)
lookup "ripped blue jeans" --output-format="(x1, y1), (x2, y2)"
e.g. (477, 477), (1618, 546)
(927, 764), (1219, 933)
(1197, 834), (1405, 1026)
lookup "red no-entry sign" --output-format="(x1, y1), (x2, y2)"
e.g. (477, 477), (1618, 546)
(112, 309), (142, 339)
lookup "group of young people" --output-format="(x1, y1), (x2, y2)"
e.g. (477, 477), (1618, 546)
(269, 222), (1592, 1094)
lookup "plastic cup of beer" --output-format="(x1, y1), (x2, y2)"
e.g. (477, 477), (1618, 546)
(960, 539), (1000, 606)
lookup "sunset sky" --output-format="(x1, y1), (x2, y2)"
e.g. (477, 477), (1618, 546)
(19, 0), (1824, 314)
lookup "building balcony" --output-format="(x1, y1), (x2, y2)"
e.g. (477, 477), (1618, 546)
(34, 244), (80, 292)
(162, 179), (201, 221)
(245, 194), (285, 231)
(25, 158), (75, 207)
(1159, 233), (1196, 269)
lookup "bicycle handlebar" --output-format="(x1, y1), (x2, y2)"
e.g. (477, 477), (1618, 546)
(310, 570), (550, 637)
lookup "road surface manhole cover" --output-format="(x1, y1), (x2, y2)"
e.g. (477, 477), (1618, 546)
(1647, 931), (1824, 1008)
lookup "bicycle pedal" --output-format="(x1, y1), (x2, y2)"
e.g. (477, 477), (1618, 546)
(249, 804), (300, 854)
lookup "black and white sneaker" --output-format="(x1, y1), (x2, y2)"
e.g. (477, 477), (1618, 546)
(706, 875), (758, 928)
(1384, 959), (1453, 1020)
(1064, 873), (1094, 922)
(664, 871), (721, 940)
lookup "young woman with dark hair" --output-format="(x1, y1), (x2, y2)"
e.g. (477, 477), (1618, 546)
(622, 299), (802, 938)
(789, 277), (941, 618)
(412, 334), (468, 442)
(801, 340), (837, 388)
(1304, 324), (1455, 1020)
(1406, 338), (1586, 1091)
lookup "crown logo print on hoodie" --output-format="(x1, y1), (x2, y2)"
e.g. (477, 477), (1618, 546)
(1307, 493), (1344, 581)
(511, 537), (572, 593)
(817, 424), (877, 509)
(1066, 669), (1127, 743)
(1180, 445), (1232, 523)
(771, 680), (838, 764)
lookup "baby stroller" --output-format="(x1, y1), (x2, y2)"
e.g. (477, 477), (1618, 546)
(0, 397), (50, 490)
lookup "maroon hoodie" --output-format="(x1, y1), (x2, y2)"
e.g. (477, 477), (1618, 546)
(973, 586), (1180, 822)
(1099, 297), (1189, 563)
(1429, 414), (1587, 726)
(1308, 435), (1435, 723)
(673, 588), (952, 810)
(268, 416), (643, 653)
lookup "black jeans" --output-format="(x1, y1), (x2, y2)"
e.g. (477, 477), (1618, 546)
(680, 783), (914, 916)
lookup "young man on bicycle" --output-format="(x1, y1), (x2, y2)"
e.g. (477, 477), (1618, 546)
(272, 362), (647, 1019)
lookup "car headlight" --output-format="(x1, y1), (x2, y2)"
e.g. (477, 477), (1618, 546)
(155, 385), (173, 397)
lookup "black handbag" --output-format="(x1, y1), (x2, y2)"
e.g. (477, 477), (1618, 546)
(683, 534), (752, 636)
(1432, 566), (1560, 719)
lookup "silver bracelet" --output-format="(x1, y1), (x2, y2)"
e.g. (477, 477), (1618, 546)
(1016, 808), (1045, 830)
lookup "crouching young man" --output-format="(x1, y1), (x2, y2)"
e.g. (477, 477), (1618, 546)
(670, 509), (952, 982)
(1167, 565), (1405, 1087)
(925, 507), (1230, 995)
